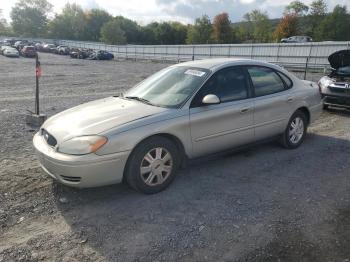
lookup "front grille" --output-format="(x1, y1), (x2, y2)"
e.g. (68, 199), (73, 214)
(41, 129), (57, 147)
(60, 175), (81, 183)
(329, 82), (350, 93)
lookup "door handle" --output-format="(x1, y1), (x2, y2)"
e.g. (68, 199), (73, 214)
(287, 97), (294, 102)
(240, 107), (250, 113)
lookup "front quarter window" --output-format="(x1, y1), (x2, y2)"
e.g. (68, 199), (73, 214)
(124, 66), (209, 108)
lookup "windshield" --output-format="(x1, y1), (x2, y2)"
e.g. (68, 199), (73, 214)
(124, 66), (210, 108)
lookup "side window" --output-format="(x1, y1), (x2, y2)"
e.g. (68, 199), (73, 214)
(276, 71), (293, 89)
(247, 67), (286, 97)
(191, 67), (249, 107)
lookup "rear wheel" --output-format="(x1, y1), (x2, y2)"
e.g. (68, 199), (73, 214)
(125, 137), (180, 194)
(280, 110), (307, 149)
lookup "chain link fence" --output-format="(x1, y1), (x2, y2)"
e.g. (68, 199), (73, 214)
(55, 40), (350, 80)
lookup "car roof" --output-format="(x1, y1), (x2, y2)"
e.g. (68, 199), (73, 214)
(174, 58), (279, 71)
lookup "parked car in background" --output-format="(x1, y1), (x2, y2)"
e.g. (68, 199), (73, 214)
(70, 48), (93, 59)
(87, 50), (114, 60)
(42, 44), (57, 53)
(33, 58), (322, 194)
(281, 36), (313, 43)
(3, 38), (17, 46)
(319, 49), (350, 109)
(3, 47), (19, 57)
(20, 46), (36, 58)
(35, 42), (44, 51)
(56, 45), (70, 55)
(14, 40), (30, 51)
(1, 45), (11, 54)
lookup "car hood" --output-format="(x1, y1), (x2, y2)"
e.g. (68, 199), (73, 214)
(328, 49), (350, 69)
(42, 97), (167, 143)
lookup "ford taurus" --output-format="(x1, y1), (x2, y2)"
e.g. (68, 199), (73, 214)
(33, 58), (323, 193)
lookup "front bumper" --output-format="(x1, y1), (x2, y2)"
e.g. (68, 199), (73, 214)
(320, 86), (350, 108)
(4, 53), (19, 57)
(33, 132), (130, 188)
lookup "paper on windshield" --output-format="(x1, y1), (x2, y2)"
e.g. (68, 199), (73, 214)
(184, 69), (206, 77)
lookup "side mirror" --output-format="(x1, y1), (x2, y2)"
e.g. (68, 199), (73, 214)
(202, 94), (220, 105)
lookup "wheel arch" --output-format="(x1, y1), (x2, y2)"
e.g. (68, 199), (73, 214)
(296, 106), (310, 125)
(122, 133), (187, 181)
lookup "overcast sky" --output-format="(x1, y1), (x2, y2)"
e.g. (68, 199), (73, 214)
(1, 0), (348, 24)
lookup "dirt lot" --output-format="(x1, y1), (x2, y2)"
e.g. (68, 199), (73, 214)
(0, 53), (349, 262)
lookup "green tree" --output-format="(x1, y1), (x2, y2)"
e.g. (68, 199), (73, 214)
(10, 0), (52, 37)
(243, 9), (271, 43)
(212, 12), (233, 43)
(114, 16), (140, 44)
(285, 1), (309, 16)
(139, 23), (157, 44)
(100, 19), (126, 44)
(310, 0), (327, 16)
(48, 3), (87, 40)
(170, 22), (187, 44)
(186, 15), (213, 44)
(145, 21), (187, 44)
(316, 5), (350, 41)
(84, 9), (112, 41)
(308, 0), (327, 39)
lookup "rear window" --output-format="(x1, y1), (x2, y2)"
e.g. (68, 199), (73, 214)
(26, 47), (35, 51)
(247, 66), (286, 97)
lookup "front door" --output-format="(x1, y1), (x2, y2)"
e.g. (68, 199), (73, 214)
(189, 66), (254, 157)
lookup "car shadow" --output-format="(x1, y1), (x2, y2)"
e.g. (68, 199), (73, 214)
(53, 133), (350, 261)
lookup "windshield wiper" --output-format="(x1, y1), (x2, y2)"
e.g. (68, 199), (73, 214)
(124, 96), (153, 105)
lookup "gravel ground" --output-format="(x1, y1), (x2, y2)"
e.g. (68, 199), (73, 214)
(0, 53), (349, 262)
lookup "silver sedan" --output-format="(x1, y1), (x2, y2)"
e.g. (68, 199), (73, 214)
(33, 58), (323, 193)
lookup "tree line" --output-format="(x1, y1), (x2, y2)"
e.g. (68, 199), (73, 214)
(0, 0), (349, 45)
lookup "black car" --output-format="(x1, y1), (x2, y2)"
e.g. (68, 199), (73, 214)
(87, 50), (114, 60)
(319, 50), (350, 109)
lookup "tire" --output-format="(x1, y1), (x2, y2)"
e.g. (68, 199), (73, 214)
(280, 110), (308, 149)
(125, 136), (180, 194)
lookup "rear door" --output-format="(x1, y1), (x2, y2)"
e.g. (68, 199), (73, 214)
(245, 66), (297, 141)
(189, 66), (254, 157)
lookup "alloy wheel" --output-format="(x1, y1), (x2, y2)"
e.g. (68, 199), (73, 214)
(140, 147), (173, 186)
(289, 116), (304, 144)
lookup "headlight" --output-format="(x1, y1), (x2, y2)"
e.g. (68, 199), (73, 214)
(318, 76), (333, 89)
(57, 136), (108, 155)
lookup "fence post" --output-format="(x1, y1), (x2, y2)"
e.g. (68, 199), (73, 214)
(304, 57), (309, 80)
(209, 45), (212, 58)
(192, 45), (195, 61)
(250, 44), (254, 59)
(304, 43), (313, 80)
(126, 46), (128, 60)
(276, 43), (280, 63)
(134, 46), (137, 61)
(228, 45), (231, 57)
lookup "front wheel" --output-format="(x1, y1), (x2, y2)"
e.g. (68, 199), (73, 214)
(280, 110), (307, 149)
(125, 137), (180, 194)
